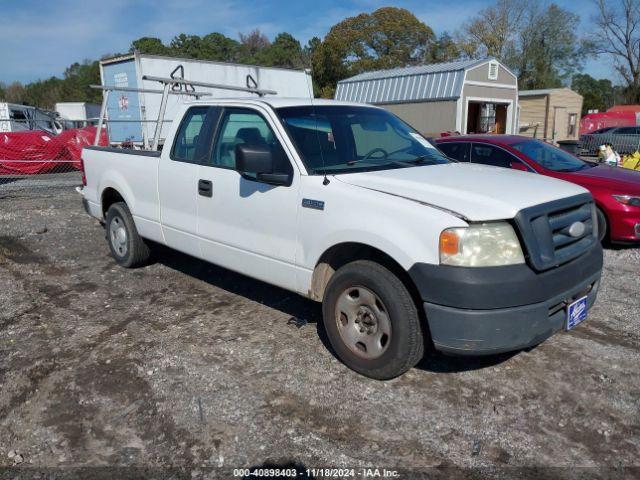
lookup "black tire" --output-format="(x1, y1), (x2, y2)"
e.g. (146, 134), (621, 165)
(322, 260), (424, 380)
(105, 202), (150, 268)
(596, 207), (608, 243)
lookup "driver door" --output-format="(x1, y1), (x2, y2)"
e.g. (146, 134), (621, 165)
(196, 106), (300, 291)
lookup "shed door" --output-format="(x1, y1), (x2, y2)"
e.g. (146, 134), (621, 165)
(553, 107), (567, 141)
(495, 104), (508, 134)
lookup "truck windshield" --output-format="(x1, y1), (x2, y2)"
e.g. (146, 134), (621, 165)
(276, 105), (449, 175)
(511, 139), (590, 172)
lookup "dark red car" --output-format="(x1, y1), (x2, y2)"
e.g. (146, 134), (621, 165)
(435, 135), (640, 244)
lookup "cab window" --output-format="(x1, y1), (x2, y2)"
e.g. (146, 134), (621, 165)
(211, 108), (292, 178)
(171, 107), (218, 164)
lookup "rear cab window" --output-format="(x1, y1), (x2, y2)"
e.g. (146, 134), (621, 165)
(171, 106), (220, 164)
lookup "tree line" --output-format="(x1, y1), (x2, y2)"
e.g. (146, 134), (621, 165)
(1, 0), (638, 115)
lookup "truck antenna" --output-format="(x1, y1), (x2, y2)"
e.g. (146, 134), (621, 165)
(304, 67), (329, 186)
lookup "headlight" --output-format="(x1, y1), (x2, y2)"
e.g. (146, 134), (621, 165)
(440, 222), (525, 267)
(612, 195), (640, 207)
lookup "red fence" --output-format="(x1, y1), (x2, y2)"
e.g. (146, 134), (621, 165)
(0, 126), (107, 175)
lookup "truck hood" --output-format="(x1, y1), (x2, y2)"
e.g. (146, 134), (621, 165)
(334, 163), (588, 221)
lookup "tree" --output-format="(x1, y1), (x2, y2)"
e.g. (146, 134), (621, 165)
(458, 0), (526, 59)
(61, 61), (102, 104)
(131, 37), (168, 55)
(201, 33), (240, 62)
(257, 32), (305, 68)
(311, 40), (348, 98)
(591, 0), (640, 102)
(303, 37), (321, 67)
(169, 34), (205, 59)
(514, 4), (587, 89)
(459, 1), (588, 90)
(22, 77), (64, 109)
(239, 29), (270, 62)
(572, 73), (615, 113)
(2, 82), (25, 104)
(312, 7), (435, 97)
(429, 33), (461, 63)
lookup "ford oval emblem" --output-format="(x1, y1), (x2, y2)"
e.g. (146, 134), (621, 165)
(568, 221), (586, 238)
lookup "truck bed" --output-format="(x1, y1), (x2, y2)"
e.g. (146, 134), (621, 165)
(83, 146), (161, 157)
(82, 146), (162, 242)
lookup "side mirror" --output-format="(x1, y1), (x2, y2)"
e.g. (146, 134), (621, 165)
(510, 162), (529, 172)
(235, 144), (291, 186)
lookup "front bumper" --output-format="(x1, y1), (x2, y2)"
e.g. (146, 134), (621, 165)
(409, 244), (603, 355)
(612, 215), (640, 243)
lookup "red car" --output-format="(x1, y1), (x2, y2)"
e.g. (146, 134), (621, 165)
(435, 135), (640, 244)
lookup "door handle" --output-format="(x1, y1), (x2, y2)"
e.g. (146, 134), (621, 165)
(198, 179), (212, 197)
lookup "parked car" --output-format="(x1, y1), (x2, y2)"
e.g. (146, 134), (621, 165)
(436, 135), (640, 244)
(80, 99), (603, 379)
(580, 125), (640, 156)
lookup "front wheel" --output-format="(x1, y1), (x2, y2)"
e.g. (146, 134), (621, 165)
(322, 260), (424, 380)
(105, 202), (150, 268)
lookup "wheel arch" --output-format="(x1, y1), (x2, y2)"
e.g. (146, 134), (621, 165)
(309, 242), (422, 307)
(594, 202), (610, 242)
(101, 187), (126, 218)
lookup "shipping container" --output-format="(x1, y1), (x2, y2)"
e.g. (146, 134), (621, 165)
(55, 102), (101, 128)
(99, 52), (313, 146)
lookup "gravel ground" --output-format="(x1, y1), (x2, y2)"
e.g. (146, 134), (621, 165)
(0, 187), (638, 480)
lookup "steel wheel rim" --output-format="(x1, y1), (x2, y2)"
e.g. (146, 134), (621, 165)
(109, 216), (128, 257)
(335, 285), (392, 360)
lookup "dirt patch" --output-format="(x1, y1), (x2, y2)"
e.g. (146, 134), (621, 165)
(0, 188), (638, 478)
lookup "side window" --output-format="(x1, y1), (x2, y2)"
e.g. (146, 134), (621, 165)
(471, 144), (518, 169)
(438, 142), (470, 162)
(616, 126), (637, 135)
(211, 108), (292, 176)
(171, 107), (216, 164)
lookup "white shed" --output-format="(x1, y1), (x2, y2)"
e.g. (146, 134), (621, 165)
(335, 58), (519, 137)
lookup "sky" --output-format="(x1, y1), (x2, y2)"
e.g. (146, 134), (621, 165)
(0, 0), (614, 85)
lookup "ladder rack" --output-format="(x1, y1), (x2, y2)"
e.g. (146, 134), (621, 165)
(91, 74), (277, 149)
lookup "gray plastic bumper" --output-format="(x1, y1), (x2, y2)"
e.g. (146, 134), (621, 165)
(424, 271), (600, 355)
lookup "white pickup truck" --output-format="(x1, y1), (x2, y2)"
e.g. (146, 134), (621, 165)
(80, 98), (603, 379)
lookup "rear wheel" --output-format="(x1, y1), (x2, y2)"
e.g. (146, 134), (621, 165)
(105, 202), (150, 268)
(322, 260), (424, 380)
(596, 207), (608, 243)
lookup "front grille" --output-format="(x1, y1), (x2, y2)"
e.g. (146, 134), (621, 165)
(514, 193), (598, 271)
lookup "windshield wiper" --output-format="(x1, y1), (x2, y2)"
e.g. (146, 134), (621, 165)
(384, 156), (435, 168)
(345, 158), (371, 166)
